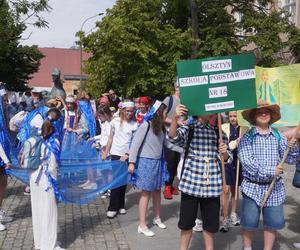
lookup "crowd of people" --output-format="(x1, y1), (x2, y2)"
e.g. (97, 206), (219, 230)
(0, 81), (299, 250)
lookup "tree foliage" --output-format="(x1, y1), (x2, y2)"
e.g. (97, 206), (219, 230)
(83, 0), (193, 99)
(0, 0), (51, 91)
(83, 0), (300, 98)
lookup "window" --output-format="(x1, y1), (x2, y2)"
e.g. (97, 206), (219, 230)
(281, 0), (296, 23)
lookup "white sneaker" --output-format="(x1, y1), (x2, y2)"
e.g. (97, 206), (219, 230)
(78, 181), (90, 188)
(220, 218), (230, 232)
(153, 218), (166, 229)
(82, 182), (97, 190)
(0, 210), (13, 223)
(294, 242), (300, 249)
(193, 218), (203, 232)
(0, 222), (6, 231)
(230, 212), (240, 226)
(118, 208), (127, 215)
(54, 246), (65, 250)
(106, 211), (117, 219)
(138, 225), (155, 237)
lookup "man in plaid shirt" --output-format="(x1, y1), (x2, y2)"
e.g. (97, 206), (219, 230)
(168, 104), (232, 250)
(238, 102), (299, 250)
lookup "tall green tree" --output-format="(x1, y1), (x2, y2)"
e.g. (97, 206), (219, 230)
(82, 0), (193, 99)
(82, 0), (300, 98)
(0, 0), (51, 91)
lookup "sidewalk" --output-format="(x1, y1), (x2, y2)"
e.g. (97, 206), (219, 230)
(118, 165), (300, 250)
(0, 178), (130, 250)
(0, 165), (299, 250)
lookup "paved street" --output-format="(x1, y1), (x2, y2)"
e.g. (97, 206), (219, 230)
(0, 165), (299, 250)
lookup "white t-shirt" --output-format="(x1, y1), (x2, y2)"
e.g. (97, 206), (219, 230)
(110, 118), (137, 156)
(93, 120), (111, 148)
(30, 114), (44, 131)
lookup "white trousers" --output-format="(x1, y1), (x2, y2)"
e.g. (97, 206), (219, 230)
(30, 168), (57, 250)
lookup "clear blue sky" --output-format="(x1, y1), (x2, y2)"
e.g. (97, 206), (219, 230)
(21, 0), (116, 48)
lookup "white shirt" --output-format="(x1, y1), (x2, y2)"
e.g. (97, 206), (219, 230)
(9, 111), (28, 132)
(93, 120), (111, 148)
(30, 114), (44, 130)
(0, 144), (9, 164)
(110, 118), (137, 156)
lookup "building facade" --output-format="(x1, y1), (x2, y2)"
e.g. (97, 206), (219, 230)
(28, 47), (91, 95)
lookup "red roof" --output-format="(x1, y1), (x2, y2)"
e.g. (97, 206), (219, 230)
(28, 47), (91, 88)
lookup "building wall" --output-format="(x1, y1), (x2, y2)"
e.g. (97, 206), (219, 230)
(277, 0), (300, 27)
(63, 80), (81, 96)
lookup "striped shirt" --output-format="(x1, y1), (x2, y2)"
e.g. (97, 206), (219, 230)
(169, 121), (232, 197)
(238, 127), (299, 207)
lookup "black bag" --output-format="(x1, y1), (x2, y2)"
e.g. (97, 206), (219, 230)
(292, 161), (300, 188)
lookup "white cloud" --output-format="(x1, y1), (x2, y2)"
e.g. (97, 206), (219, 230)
(21, 0), (116, 48)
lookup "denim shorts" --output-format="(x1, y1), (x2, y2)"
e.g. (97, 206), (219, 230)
(241, 194), (285, 231)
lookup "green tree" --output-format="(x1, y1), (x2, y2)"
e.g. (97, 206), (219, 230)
(82, 0), (193, 99)
(230, 0), (300, 66)
(0, 0), (51, 91)
(82, 0), (300, 98)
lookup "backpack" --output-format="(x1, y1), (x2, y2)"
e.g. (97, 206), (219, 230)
(23, 136), (44, 170)
(247, 127), (281, 144)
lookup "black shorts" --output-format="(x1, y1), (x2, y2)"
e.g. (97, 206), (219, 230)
(178, 193), (220, 233)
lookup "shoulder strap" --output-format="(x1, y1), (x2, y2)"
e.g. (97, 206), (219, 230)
(271, 128), (281, 144)
(248, 127), (280, 144)
(248, 127), (255, 143)
(167, 95), (173, 114)
(180, 125), (194, 179)
(137, 121), (151, 155)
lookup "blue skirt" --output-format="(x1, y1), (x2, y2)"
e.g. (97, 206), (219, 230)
(135, 157), (164, 191)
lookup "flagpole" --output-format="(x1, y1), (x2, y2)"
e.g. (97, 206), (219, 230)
(234, 127), (242, 201)
(218, 114), (228, 220)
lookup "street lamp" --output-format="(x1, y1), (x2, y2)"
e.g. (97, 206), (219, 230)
(80, 12), (104, 90)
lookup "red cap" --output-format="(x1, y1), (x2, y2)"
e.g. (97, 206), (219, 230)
(138, 96), (149, 105)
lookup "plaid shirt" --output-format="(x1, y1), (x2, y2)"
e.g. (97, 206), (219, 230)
(238, 127), (299, 207)
(169, 121), (232, 198)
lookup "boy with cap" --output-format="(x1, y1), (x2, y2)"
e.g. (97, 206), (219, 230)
(238, 102), (299, 250)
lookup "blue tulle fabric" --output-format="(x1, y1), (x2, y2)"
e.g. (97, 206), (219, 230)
(78, 100), (96, 137)
(143, 106), (155, 122)
(0, 96), (12, 167)
(8, 130), (129, 204)
(17, 106), (49, 145)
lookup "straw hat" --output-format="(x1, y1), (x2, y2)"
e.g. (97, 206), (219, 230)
(46, 99), (63, 109)
(241, 101), (281, 125)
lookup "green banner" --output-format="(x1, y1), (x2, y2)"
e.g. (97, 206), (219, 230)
(176, 53), (257, 116)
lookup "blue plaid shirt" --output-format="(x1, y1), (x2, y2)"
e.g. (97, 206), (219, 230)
(238, 127), (299, 207)
(169, 121), (232, 198)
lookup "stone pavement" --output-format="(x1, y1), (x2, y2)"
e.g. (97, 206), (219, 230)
(0, 165), (299, 250)
(0, 178), (130, 250)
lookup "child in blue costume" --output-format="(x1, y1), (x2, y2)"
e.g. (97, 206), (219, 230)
(0, 89), (13, 231)
(30, 108), (65, 250)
